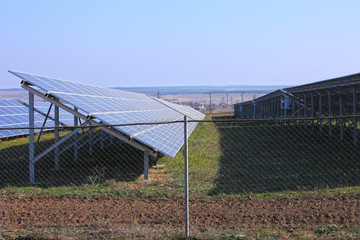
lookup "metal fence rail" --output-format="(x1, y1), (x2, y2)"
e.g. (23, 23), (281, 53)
(1, 116), (360, 239)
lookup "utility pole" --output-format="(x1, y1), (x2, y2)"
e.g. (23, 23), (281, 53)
(157, 90), (160, 99)
(209, 91), (212, 114)
(241, 92), (244, 102)
(231, 97), (233, 107)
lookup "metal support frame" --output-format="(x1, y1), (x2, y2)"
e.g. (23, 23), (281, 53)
(310, 93), (314, 127)
(283, 96), (287, 123)
(353, 88), (357, 145)
(319, 92), (323, 133)
(253, 103), (256, 119)
(32, 124), (88, 165)
(35, 103), (53, 146)
(22, 83), (158, 184)
(59, 127), (113, 156)
(339, 90), (344, 140)
(291, 96), (295, 126)
(328, 91), (332, 136)
(52, 105), (61, 170)
(88, 129), (93, 156)
(78, 129), (100, 149)
(303, 93), (307, 127)
(28, 121), (88, 183)
(297, 95), (301, 126)
(59, 127), (94, 155)
(22, 83), (155, 157)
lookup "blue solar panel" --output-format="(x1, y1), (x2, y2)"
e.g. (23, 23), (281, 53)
(9, 71), (205, 157)
(0, 99), (54, 139)
(18, 100), (76, 126)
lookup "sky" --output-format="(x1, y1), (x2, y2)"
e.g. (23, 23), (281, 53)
(1, 0), (360, 89)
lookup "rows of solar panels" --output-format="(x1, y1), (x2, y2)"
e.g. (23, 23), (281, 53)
(0, 99), (76, 139)
(18, 100), (76, 126)
(10, 71), (205, 158)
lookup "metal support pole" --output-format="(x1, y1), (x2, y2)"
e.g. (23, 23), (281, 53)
(304, 94), (307, 128)
(265, 103), (267, 118)
(284, 97), (287, 124)
(29, 92), (35, 184)
(32, 125), (86, 164)
(36, 103), (53, 146)
(328, 91), (332, 136)
(54, 105), (60, 169)
(21, 83), (153, 155)
(144, 151), (149, 180)
(184, 116), (189, 239)
(297, 96), (300, 126)
(273, 100), (276, 118)
(265, 103), (268, 118)
(339, 90), (344, 140)
(89, 128), (93, 156)
(291, 97), (295, 126)
(319, 93), (323, 133)
(353, 88), (357, 145)
(74, 107), (79, 163)
(253, 103), (256, 119)
(311, 93), (314, 127)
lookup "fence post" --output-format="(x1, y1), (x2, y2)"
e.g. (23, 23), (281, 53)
(184, 116), (189, 239)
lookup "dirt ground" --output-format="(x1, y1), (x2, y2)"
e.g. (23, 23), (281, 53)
(1, 194), (359, 231)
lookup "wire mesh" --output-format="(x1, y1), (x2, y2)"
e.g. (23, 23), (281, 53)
(0, 116), (359, 239)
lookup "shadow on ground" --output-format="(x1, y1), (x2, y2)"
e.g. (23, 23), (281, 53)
(0, 129), (156, 188)
(210, 116), (360, 195)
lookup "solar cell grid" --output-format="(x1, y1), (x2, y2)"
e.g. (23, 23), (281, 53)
(153, 97), (205, 120)
(9, 70), (205, 157)
(18, 100), (76, 126)
(0, 99), (55, 139)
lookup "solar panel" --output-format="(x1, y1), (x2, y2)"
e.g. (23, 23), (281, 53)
(18, 100), (76, 126)
(0, 99), (54, 139)
(9, 71), (205, 157)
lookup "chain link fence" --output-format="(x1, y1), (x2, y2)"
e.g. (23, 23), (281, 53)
(1, 116), (360, 239)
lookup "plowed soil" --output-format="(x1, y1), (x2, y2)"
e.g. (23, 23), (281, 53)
(1, 194), (359, 229)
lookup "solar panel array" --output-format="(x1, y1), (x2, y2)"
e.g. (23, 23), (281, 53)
(10, 71), (205, 157)
(0, 99), (53, 139)
(18, 100), (76, 126)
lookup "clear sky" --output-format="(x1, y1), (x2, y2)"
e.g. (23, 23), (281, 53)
(1, 0), (360, 88)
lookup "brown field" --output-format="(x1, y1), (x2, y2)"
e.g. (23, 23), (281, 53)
(1, 194), (359, 239)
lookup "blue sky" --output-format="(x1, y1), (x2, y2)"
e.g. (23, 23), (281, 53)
(1, 0), (360, 88)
